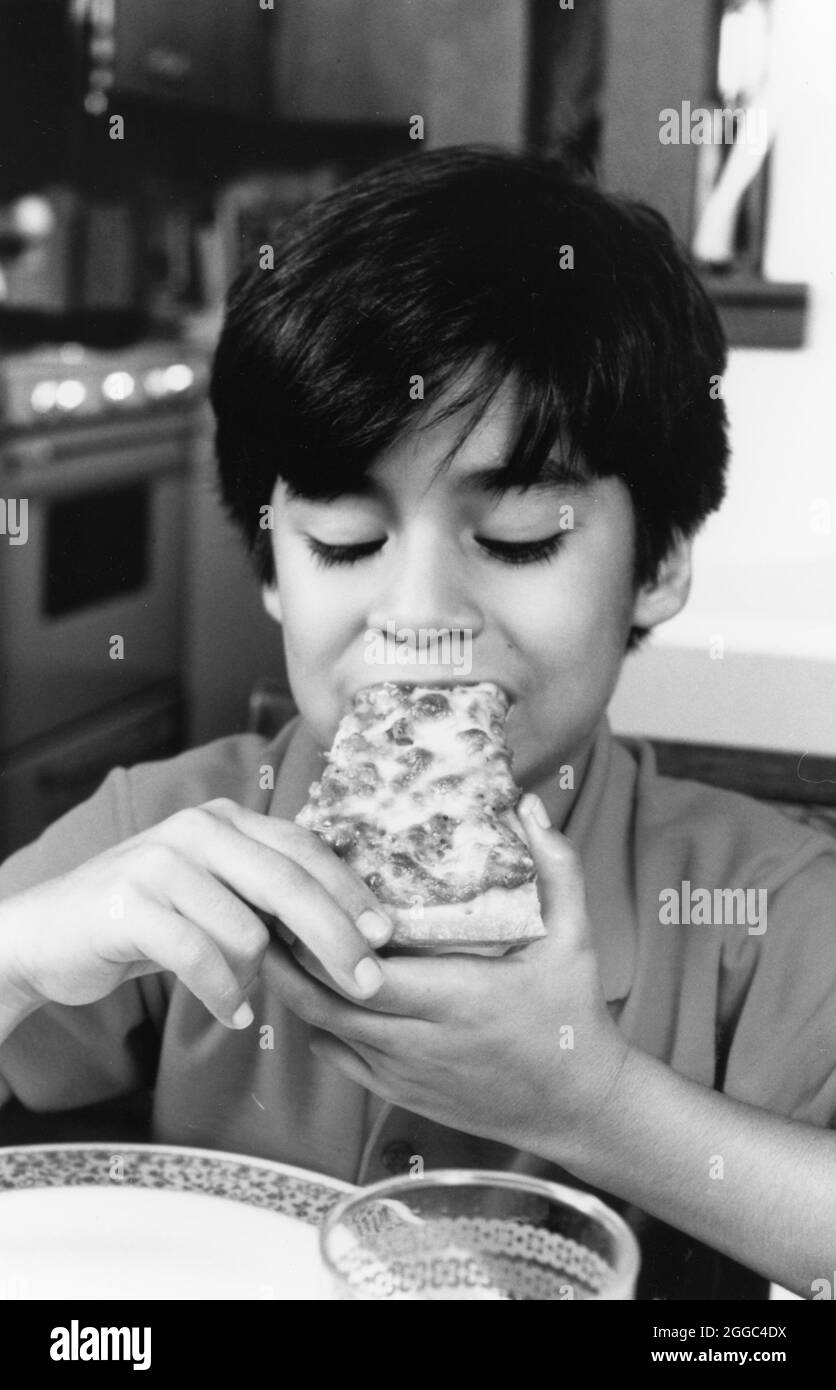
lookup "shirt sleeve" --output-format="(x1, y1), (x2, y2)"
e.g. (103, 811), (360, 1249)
(717, 835), (836, 1128)
(0, 769), (168, 1114)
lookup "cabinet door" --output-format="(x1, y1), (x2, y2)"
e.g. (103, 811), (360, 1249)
(273, 0), (528, 146)
(114, 0), (268, 115)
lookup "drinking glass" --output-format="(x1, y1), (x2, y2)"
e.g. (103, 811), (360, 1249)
(319, 1169), (640, 1300)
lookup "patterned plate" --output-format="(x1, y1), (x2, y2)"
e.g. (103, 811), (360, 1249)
(0, 1142), (355, 1300)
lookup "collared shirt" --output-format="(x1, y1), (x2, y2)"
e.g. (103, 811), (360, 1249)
(1, 716), (834, 1298)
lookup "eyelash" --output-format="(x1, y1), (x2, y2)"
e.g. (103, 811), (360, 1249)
(305, 533), (567, 569)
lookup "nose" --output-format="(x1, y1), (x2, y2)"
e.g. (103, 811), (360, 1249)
(365, 528), (483, 639)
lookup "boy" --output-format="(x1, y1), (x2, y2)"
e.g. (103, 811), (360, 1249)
(0, 148), (833, 1301)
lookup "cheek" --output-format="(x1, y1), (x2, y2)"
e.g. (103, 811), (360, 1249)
(272, 544), (372, 734)
(573, 547), (635, 638)
(275, 542), (353, 633)
(504, 540), (633, 663)
(560, 503), (637, 644)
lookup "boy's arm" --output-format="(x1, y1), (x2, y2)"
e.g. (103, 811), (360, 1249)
(528, 797), (836, 1295)
(277, 962), (835, 1299)
(267, 794), (835, 1297)
(0, 770), (150, 1114)
(554, 1045), (834, 1299)
(273, 927), (835, 1296)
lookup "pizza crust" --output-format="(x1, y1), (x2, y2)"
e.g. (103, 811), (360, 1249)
(384, 879), (546, 955)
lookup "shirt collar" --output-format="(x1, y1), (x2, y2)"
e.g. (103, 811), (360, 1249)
(266, 713), (638, 1003)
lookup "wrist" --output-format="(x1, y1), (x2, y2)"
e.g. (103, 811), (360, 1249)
(555, 1028), (637, 1173)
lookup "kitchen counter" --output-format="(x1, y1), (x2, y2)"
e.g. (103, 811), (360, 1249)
(609, 558), (836, 756)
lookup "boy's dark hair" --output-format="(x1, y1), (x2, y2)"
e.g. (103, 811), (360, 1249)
(211, 145), (728, 651)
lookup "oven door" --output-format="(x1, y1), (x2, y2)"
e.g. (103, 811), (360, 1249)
(0, 416), (188, 752)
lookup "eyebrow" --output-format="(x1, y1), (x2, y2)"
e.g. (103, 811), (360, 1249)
(286, 456), (591, 503)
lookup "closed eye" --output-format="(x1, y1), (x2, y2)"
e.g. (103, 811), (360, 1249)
(475, 532), (568, 565)
(305, 531), (569, 568)
(305, 537), (385, 567)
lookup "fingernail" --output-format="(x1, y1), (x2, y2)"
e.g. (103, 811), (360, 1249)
(356, 909), (392, 946)
(520, 793), (551, 829)
(354, 956), (384, 996)
(231, 1000), (254, 1029)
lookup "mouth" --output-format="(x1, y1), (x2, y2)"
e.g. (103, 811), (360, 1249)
(353, 677), (515, 707)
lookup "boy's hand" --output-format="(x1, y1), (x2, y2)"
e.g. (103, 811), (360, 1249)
(262, 795), (631, 1158)
(0, 799), (390, 1037)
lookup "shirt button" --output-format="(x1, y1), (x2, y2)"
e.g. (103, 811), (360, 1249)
(380, 1139), (416, 1174)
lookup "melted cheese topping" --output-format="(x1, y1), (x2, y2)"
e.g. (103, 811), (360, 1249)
(296, 681), (534, 904)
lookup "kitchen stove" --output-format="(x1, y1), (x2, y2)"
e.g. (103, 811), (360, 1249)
(0, 339), (208, 432)
(0, 338), (209, 858)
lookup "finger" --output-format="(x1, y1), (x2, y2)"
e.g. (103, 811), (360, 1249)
(289, 937), (364, 1004)
(308, 1024), (389, 1067)
(260, 942), (392, 1049)
(137, 843), (270, 987)
(199, 801), (394, 949)
(288, 936), (395, 1012)
(517, 795), (590, 948)
(114, 900), (254, 1030)
(155, 808), (385, 999)
(308, 1030), (380, 1091)
(289, 934), (474, 1022)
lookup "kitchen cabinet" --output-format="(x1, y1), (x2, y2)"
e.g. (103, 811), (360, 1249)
(114, 0), (270, 116)
(272, 0), (529, 147)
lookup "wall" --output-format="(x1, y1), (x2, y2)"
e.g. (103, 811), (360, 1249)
(610, 0), (836, 755)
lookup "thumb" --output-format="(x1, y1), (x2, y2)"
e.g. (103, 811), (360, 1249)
(517, 794), (590, 948)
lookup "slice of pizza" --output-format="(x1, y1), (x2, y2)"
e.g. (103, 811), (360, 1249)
(295, 681), (546, 953)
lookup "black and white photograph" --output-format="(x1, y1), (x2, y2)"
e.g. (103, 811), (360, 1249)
(0, 0), (834, 1346)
